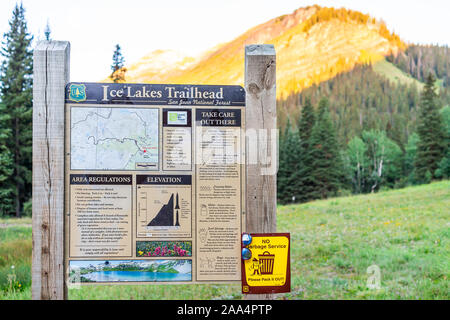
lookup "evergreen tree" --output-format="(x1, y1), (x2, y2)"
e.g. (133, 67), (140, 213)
(0, 102), (14, 216)
(435, 106), (450, 179)
(110, 44), (126, 83)
(404, 133), (419, 185)
(414, 73), (446, 182)
(44, 19), (51, 41)
(277, 120), (290, 204)
(298, 97), (316, 143)
(0, 3), (33, 217)
(436, 147), (450, 179)
(309, 97), (343, 199)
(277, 119), (302, 204)
(295, 97), (316, 202)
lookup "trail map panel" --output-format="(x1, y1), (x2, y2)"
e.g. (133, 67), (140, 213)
(70, 107), (159, 170)
(64, 83), (245, 285)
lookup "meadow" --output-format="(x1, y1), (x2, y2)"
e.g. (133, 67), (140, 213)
(0, 181), (448, 300)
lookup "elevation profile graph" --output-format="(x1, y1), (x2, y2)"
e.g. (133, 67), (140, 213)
(148, 193), (181, 227)
(136, 174), (192, 238)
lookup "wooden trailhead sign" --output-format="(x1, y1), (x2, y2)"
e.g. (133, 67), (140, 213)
(64, 83), (246, 285)
(32, 42), (277, 300)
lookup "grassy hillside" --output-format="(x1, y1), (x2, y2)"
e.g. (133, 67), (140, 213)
(278, 180), (449, 299)
(1, 181), (448, 299)
(373, 58), (424, 90)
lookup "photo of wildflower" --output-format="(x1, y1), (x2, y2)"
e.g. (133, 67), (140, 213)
(136, 241), (192, 257)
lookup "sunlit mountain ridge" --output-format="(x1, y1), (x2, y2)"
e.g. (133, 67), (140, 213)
(114, 5), (406, 98)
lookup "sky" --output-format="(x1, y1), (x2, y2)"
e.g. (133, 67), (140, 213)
(0, 0), (449, 81)
(69, 260), (126, 268)
(69, 260), (165, 268)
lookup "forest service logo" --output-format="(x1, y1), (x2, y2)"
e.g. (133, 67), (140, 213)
(69, 84), (86, 102)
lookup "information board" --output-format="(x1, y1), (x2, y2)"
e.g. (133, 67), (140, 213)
(64, 83), (245, 284)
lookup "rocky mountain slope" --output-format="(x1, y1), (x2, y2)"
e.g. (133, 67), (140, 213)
(121, 5), (406, 98)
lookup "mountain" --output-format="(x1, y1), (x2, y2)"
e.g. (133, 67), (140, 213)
(125, 49), (201, 83)
(148, 193), (174, 226)
(121, 5), (406, 98)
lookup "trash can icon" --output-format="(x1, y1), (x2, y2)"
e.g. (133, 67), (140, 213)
(258, 251), (275, 275)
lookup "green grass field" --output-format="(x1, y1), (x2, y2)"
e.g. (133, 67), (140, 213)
(373, 58), (425, 90)
(1, 181), (448, 300)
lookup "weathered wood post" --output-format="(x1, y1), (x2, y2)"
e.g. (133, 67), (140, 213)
(244, 44), (277, 299)
(32, 41), (70, 300)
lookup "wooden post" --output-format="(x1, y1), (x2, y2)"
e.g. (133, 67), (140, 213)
(244, 44), (277, 299)
(32, 41), (70, 300)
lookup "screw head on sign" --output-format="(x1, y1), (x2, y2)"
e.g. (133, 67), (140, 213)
(242, 248), (252, 260)
(242, 233), (252, 246)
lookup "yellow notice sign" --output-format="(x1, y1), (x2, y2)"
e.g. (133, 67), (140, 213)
(241, 233), (290, 294)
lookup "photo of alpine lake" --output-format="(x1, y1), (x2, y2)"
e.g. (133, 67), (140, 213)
(69, 260), (192, 283)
